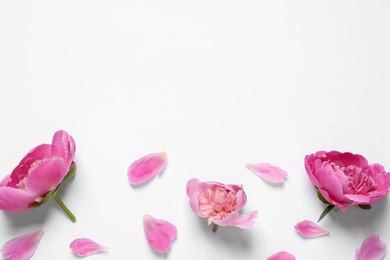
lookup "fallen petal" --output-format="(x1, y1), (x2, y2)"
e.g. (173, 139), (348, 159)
(267, 251), (296, 260)
(128, 152), (168, 185)
(1, 228), (44, 260)
(143, 214), (177, 254)
(70, 238), (108, 257)
(294, 220), (330, 238)
(246, 162), (288, 183)
(356, 235), (386, 260)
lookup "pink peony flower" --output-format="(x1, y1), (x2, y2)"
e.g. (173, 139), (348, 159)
(305, 151), (390, 220)
(186, 178), (258, 230)
(0, 130), (77, 221)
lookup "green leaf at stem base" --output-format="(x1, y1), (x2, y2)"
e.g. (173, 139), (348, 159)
(213, 224), (219, 233)
(318, 205), (335, 222)
(28, 162), (77, 222)
(317, 189), (330, 204)
(357, 204), (372, 210)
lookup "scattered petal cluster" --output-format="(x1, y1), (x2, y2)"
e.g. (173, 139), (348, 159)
(0, 132), (389, 260)
(186, 178), (258, 229)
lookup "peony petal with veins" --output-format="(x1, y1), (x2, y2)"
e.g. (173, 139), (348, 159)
(143, 214), (177, 254)
(0, 228), (44, 260)
(70, 238), (108, 257)
(356, 235), (386, 260)
(246, 162), (287, 183)
(294, 220), (330, 238)
(128, 152), (168, 185)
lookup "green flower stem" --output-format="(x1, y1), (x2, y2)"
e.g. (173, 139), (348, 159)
(52, 193), (76, 222)
(213, 224), (219, 233)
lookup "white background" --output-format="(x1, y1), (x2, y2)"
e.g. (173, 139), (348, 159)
(1, 1), (390, 259)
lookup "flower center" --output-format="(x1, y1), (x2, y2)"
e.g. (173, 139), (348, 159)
(330, 162), (376, 195)
(198, 186), (237, 223)
(16, 159), (45, 189)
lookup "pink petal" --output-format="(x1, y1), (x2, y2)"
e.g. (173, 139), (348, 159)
(70, 238), (108, 257)
(51, 130), (76, 169)
(8, 144), (52, 188)
(128, 152), (168, 185)
(294, 220), (330, 238)
(143, 214), (177, 254)
(186, 178), (200, 197)
(234, 189), (247, 211)
(0, 187), (35, 211)
(24, 158), (67, 197)
(0, 175), (12, 187)
(315, 166), (349, 211)
(267, 251), (296, 260)
(345, 194), (371, 205)
(356, 235), (386, 260)
(1, 228), (44, 260)
(213, 211), (258, 229)
(246, 163), (288, 183)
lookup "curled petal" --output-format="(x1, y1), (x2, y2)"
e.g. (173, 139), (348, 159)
(70, 238), (108, 257)
(315, 166), (348, 211)
(143, 214), (177, 254)
(186, 178), (200, 197)
(267, 251), (296, 260)
(294, 220), (330, 238)
(51, 130), (76, 169)
(356, 235), (386, 260)
(8, 144), (52, 188)
(213, 210), (258, 229)
(24, 158), (67, 197)
(246, 163), (287, 183)
(0, 175), (12, 187)
(0, 187), (35, 211)
(345, 194), (371, 205)
(1, 228), (44, 260)
(128, 152), (168, 185)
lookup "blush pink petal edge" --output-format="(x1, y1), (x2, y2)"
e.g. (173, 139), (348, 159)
(0, 228), (44, 260)
(213, 210), (258, 229)
(0, 186), (36, 211)
(143, 214), (177, 254)
(267, 251), (296, 260)
(246, 162), (288, 183)
(294, 220), (330, 238)
(70, 238), (108, 257)
(355, 235), (386, 260)
(127, 152), (168, 185)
